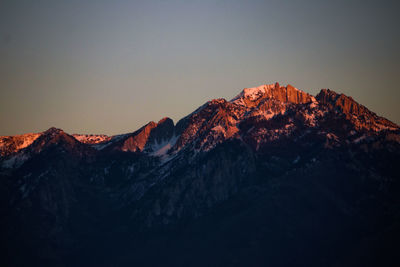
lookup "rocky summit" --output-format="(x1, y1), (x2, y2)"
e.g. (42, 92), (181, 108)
(1, 83), (399, 267)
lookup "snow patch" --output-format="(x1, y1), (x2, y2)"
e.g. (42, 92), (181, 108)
(1, 154), (28, 169)
(231, 84), (276, 105)
(150, 135), (179, 157)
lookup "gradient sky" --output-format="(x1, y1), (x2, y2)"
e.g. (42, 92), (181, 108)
(1, 0), (399, 136)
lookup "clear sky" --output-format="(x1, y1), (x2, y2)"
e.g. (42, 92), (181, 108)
(1, 0), (399, 136)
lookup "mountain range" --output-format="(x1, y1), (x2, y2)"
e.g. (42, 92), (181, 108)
(1, 83), (399, 267)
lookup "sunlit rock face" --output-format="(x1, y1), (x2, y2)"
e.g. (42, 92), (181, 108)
(72, 134), (111, 144)
(316, 89), (398, 132)
(231, 82), (315, 107)
(0, 133), (40, 157)
(0, 83), (399, 267)
(120, 122), (158, 152)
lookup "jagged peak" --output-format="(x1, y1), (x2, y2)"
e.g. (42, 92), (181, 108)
(157, 117), (174, 125)
(2, 83), (398, 158)
(36, 127), (79, 145)
(145, 121), (157, 128)
(0, 127), (71, 158)
(43, 127), (64, 134)
(317, 88), (344, 102)
(231, 83), (279, 103)
(316, 88), (399, 131)
(40, 127), (71, 141)
(140, 118), (174, 133)
(113, 118), (176, 153)
(317, 88), (334, 96)
(316, 88), (369, 115)
(231, 82), (315, 107)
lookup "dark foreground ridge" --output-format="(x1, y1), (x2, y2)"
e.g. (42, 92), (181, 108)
(1, 83), (399, 267)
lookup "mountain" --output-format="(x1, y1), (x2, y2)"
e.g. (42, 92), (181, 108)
(0, 133), (40, 157)
(1, 83), (399, 267)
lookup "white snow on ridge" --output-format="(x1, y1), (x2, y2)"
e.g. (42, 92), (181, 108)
(73, 134), (111, 144)
(231, 84), (275, 104)
(2, 154), (29, 169)
(241, 85), (268, 101)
